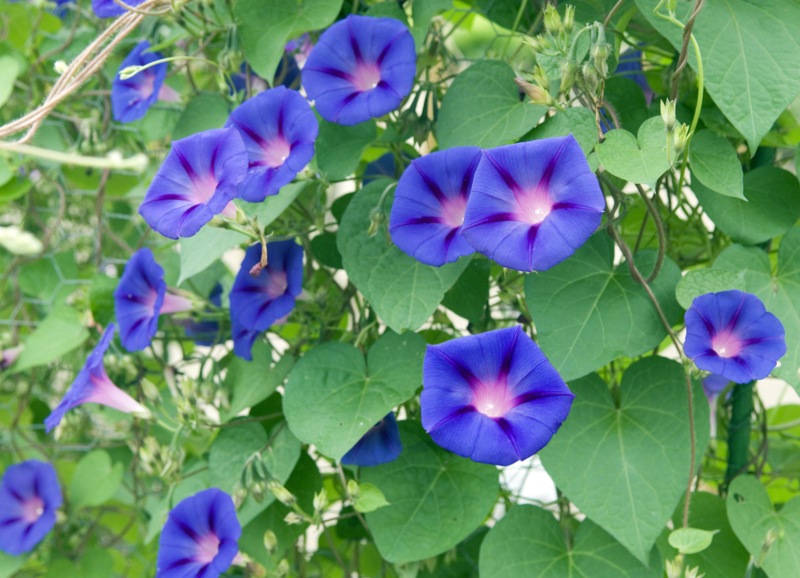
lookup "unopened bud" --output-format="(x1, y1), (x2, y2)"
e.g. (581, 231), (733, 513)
(532, 65), (550, 92)
(665, 556), (683, 578)
(513, 78), (555, 106)
(368, 208), (385, 237)
(283, 512), (305, 525)
(276, 558), (290, 578)
(666, 0), (678, 14)
(54, 60), (68, 75)
(347, 479), (360, 500)
(233, 486), (248, 508)
(581, 62), (600, 95)
(563, 5), (575, 33)
(140, 378), (160, 401)
(263, 530), (278, 554)
(559, 60), (578, 94)
(543, 4), (562, 35)
(591, 43), (609, 77)
(661, 99), (676, 133)
(313, 490), (328, 513)
(118, 65), (141, 80)
(250, 481), (266, 503)
(684, 566), (705, 578)
(268, 481), (296, 506)
(672, 123), (691, 156)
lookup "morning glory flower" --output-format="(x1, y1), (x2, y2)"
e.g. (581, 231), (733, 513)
(389, 147), (481, 266)
(225, 87), (318, 202)
(0, 461), (62, 556)
(615, 49), (653, 105)
(114, 248), (193, 351)
(684, 290), (786, 384)
(229, 240), (304, 332)
(302, 15), (416, 125)
(156, 488), (241, 578)
(139, 128), (248, 239)
(461, 135), (604, 272)
(112, 41), (169, 123)
(44, 324), (151, 432)
(421, 326), (574, 466)
(1, 346), (21, 370)
(92, 0), (145, 18)
(231, 318), (260, 361)
(341, 413), (403, 467)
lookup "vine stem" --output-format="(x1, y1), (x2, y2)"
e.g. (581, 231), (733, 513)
(0, 141), (148, 171)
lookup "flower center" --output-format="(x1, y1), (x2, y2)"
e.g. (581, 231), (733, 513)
(352, 62), (382, 92)
(191, 174), (219, 206)
(265, 271), (288, 299)
(711, 331), (743, 359)
(441, 195), (468, 228)
(138, 71), (156, 99)
(472, 381), (515, 419)
(262, 137), (292, 169)
(517, 188), (552, 225)
(195, 533), (221, 565)
(21, 496), (45, 523)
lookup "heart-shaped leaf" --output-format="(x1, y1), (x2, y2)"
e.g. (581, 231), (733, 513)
(675, 269), (745, 310)
(283, 331), (426, 460)
(688, 130), (744, 200)
(480, 505), (659, 577)
(727, 476), (800, 578)
(636, 0), (800, 152)
(596, 116), (670, 186)
(362, 421), (498, 564)
(540, 357), (710, 563)
(712, 227), (800, 392)
(694, 167), (800, 246)
(338, 179), (469, 332)
(436, 60), (546, 149)
(235, 0), (343, 81)
(524, 106), (599, 155)
(525, 232), (682, 382)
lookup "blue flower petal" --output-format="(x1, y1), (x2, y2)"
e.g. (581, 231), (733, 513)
(114, 247), (166, 351)
(112, 41), (167, 123)
(341, 413), (403, 466)
(92, 0), (145, 18)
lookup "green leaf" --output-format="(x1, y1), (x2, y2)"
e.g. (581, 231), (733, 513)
(223, 345), (295, 421)
(284, 330), (426, 460)
(310, 232), (343, 269)
(240, 179), (312, 228)
(480, 505), (659, 577)
(411, 0), (451, 47)
(540, 357), (710, 563)
(675, 269), (745, 310)
(70, 450), (124, 508)
(596, 116), (670, 186)
(0, 551), (25, 578)
(89, 274), (119, 327)
(693, 166), (800, 245)
(178, 226), (248, 284)
(315, 119), (377, 181)
(524, 106), (599, 155)
(603, 76), (649, 134)
(235, 0), (344, 81)
(361, 421), (498, 564)
(688, 130), (744, 200)
(436, 60), (546, 149)
(525, 233), (682, 382)
(442, 258), (489, 325)
(338, 179), (469, 332)
(353, 482), (390, 513)
(727, 476), (800, 578)
(712, 229), (800, 391)
(0, 156), (12, 188)
(636, 0), (800, 152)
(660, 492), (750, 578)
(173, 92), (230, 139)
(668, 527), (718, 555)
(0, 176), (31, 204)
(0, 54), (20, 109)
(12, 307), (89, 372)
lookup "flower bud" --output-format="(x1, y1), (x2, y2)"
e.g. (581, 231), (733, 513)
(313, 489), (328, 514)
(268, 481), (296, 506)
(581, 62), (600, 95)
(591, 43), (609, 77)
(559, 60), (578, 94)
(661, 99), (677, 133)
(672, 123), (691, 156)
(532, 65), (550, 92)
(666, 556), (683, 578)
(543, 5), (562, 35)
(563, 5), (575, 33)
(140, 378), (160, 401)
(513, 78), (555, 106)
(118, 66), (141, 80)
(54, 60), (68, 75)
(368, 208), (386, 237)
(263, 530), (278, 554)
(283, 512), (305, 525)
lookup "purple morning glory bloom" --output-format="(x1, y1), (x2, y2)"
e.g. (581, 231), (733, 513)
(92, 0), (145, 18)
(114, 248), (193, 351)
(421, 326), (574, 466)
(225, 87), (318, 202)
(615, 49), (653, 105)
(461, 135), (604, 272)
(302, 15), (416, 125)
(231, 317), (260, 361)
(139, 128), (248, 239)
(229, 240), (304, 332)
(341, 413), (403, 467)
(156, 488), (241, 578)
(703, 373), (731, 400)
(0, 461), (62, 556)
(389, 147), (481, 266)
(44, 324), (150, 432)
(684, 290), (787, 384)
(112, 41), (166, 123)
